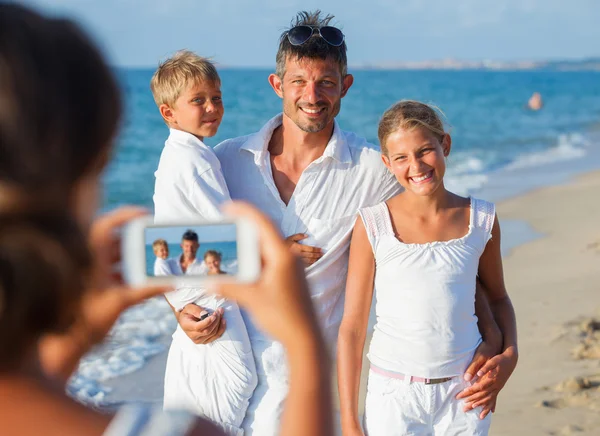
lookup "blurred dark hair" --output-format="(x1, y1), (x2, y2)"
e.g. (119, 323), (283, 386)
(0, 4), (120, 370)
(0, 212), (91, 371)
(182, 230), (199, 242)
(276, 10), (348, 78)
(0, 3), (121, 206)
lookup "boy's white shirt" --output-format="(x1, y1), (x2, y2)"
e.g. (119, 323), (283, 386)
(153, 128), (230, 223)
(153, 257), (175, 276)
(153, 128), (229, 310)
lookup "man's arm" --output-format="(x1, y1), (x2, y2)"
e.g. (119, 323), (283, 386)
(462, 281), (503, 382)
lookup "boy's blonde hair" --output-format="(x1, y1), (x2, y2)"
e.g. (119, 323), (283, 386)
(150, 50), (220, 109)
(378, 100), (448, 155)
(152, 239), (168, 250)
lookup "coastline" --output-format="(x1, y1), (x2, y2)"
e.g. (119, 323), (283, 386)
(100, 169), (600, 434)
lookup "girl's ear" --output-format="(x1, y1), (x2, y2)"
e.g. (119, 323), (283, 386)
(381, 153), (392, 170)
(442, 134), (452, 157)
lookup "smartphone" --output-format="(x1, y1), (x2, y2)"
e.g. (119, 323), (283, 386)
(121, 215), (261, 287)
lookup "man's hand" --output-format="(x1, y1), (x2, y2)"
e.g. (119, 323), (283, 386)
(462, 340), (500, 383)
(286, 233), (322, 266)
(456, 347), (518, 419)
(179, 303), (226, 344)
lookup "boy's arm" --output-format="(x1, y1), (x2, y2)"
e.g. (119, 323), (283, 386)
(189, 169), (231, 219)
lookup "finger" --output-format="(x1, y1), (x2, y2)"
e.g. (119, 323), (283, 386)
(461, 389), (490, 407)
(299, 251), (323, 259)
(181, 303), (205, 319)
(187, 312), (219, 333)
(479, 404), (492, 420)
(122, 285), (172, 308)
(476, 355), (501, 377)
(298, 245), (322, 254)
(471, 395), (494, 410)
(210, 282), (254, 307)
(463, 354), (486, 382)
(456, 378), (491, 400)
(288, 233), (308, 242)
(222, 202), (287, 258)
(207, 317), (226, 343)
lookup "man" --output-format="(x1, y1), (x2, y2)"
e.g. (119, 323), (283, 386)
(174, 11), (502, 435)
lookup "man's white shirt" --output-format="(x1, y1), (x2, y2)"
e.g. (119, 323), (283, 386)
(153, 128), (230, 223)
(215, 114), (402, 381)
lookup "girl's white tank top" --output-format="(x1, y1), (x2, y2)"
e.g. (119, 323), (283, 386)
(358, 197), (495, 378)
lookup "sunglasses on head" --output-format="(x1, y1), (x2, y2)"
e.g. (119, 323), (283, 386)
(286, 25), (345, 47)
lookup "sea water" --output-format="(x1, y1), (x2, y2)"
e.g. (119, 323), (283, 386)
(69, 68), (600, 406)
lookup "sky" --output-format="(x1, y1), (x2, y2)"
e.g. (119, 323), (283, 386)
(19, 0), (600, 68)
(145, 224), (237, 245)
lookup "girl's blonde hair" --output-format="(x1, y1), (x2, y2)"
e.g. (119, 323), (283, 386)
(378, 100), (447, 154)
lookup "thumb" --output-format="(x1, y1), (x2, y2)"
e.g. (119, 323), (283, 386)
(463, 353), (486, 382)
(208, 282), (254, 307)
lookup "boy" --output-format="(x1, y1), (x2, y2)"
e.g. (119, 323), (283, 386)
(151, 51), (256, 436)
(152, 238), (175, 276)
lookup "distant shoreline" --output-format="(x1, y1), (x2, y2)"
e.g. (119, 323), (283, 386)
(116, 57), (600, 72)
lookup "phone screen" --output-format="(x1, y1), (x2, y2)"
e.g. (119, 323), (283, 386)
(145, 223), (238, 278)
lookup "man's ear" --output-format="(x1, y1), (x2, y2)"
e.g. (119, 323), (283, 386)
(442, 134), (452, 157)
(268, 73), (284, 99)
(160, 104), (176, 125)
(341, 74), (354, 98)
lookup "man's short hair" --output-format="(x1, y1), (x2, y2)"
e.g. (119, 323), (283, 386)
(150, 50), (220, 109)
(276, 10), (348, 79)
(181, 229), (199, 243)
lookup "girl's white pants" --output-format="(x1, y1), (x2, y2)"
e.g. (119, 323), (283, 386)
(364, 369), (491, 436)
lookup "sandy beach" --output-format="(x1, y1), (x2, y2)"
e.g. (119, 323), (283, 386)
(489, 170), (600, 435)
(103, 170), (600, 435)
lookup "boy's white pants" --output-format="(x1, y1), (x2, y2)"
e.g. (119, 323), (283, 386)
(163, 297), (257, 436)
(364, 370), (491, 436)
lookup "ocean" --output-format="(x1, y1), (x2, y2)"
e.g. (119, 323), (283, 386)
(69, 68), (600, 407)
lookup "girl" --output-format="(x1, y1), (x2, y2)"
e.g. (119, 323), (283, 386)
(338, 101), (518, 435)
(0, 4), (332, 436)
(204, 250), (226, 275)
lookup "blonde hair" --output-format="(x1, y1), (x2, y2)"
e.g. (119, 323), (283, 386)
(378, 100), (447, 154)
(150, 50), (220, 110)
(203, 250), (222, 261)
(152, 239), (168, 250)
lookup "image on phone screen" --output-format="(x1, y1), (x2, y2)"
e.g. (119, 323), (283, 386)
(145, 224), (238, 278)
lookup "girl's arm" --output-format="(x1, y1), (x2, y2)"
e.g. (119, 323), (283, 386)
(337, 217), (376, 435)
(457, 214), (518, 417)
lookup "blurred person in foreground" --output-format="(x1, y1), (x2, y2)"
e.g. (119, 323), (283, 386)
(0, 4), (331, 436)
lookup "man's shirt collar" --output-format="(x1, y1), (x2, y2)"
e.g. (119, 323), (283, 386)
(240, 113), (352, 164)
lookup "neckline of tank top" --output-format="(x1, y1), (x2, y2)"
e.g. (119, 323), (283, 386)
(382, 197), (475, 249)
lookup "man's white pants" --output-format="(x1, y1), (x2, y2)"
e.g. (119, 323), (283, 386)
(364, 370), (491, 436)
(241, 377), (288, 436)
(163, 298), (257, 436)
